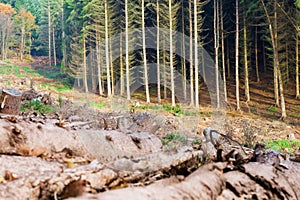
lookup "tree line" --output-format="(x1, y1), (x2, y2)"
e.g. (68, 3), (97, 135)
(0, 0), (299, 119)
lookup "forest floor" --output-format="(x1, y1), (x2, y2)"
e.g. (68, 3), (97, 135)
(0, 57), (300, 199)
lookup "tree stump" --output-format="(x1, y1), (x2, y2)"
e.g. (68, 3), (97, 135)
(0, 89), (22, 115)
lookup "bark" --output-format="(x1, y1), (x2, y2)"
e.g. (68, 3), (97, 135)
(125, 0), (130, 100)
(120, 31), (124, 96)
(96, 30), (103, 96)
(47, 0), (51, 67)
(243, 14), (250, 102)
(220, 0), (227, 102)
(142, 0), (150, 103)
(0, 89), (22, 115)
(296, 31), (299, 99)
(235, 0), (240, 110)
(109, 37), (114, 96)
(214, 0), (220, 108)
(189, 0), (194, 106)
(255, 26), (260, 82)
(169, 0), (175, 107)
(181, 3), (187, 102)
(194, 0), (199, 109)
(83, 36), (88, 93)
(157, 0), (161, 103)
(105, 0), (111, 98)
(52, 25), (57, 66)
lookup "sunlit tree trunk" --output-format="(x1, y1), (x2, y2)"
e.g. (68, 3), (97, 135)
(220, 0), (227, 102)
(273, 1), (279, 106)
(120, 31), (124, 96)
(96, 30), (103, 96)
(243, 13), (250, 102)
(47, 0), (52, 66)
(169, 0), (175, 106)
(109, 36), (114, 96)
(296, 31), (299, 99)
(20, 23), (25, 60)
(83, 36), (88, 93)
(163, 39), (167, 99)
(157, 0), (161, 103)
(214, 0), (220, 108)
(227, 38), (230, 78)
(61, 0), (66, 72)
(285, 40), (289, 83)
(105, 0), (111, 97)
(52, 25), (57, 66)
(194, 0), (199, 109)
(125, 0), (130, 100)
(235, 0), (240, 110)
(189, 0), (194, 106)
(142, 0), (150, 103)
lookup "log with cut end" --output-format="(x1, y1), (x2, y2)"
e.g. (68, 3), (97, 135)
(0, 89), (22, 115)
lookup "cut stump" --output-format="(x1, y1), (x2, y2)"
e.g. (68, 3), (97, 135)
(0, 89), (22, 115)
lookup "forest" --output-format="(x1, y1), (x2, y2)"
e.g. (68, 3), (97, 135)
(0, 0), (300, 119)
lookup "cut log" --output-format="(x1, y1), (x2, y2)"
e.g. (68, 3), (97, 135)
(0, 89), (22, 115)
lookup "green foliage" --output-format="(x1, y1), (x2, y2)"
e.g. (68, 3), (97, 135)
(162, 104), (182, 116)
(20, 100), (57, 114)
(265, 139), (300, 153)
(58, 95), (63, 107)
(161, 133), (187, 145)
(267, 106), (278, 113)
(89, 101), (105, 109)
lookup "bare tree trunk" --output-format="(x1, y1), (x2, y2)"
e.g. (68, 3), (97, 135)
(120, 31), (124, 96)
(52, 25), (57, 67)
(296, 31), (299, 99)
(181, 3), (187, 101)
(235, 0), (240, 111)
(142, 0), (150, 103)
(261, 0), (286, 119)
(96, 31), (103, 96)
(169, 0), (175, 107)
(220, 0), (227, 102)
(163, 40), (167, 99)
(47, 0), (51, 67)
(227, 38), (230, 78)
(273, 1), (279, 107)
(255, 26), (260, 82)
(20, 24), (24, 60)
(243, 14), (250, 102)
(83, 36), (88, 93)
(214, 0), (220, 108)
(157, 0), (161, 103)
(105, 0), (111, 97)
(263, 40), (266, 73)
(61, 0), (66, 72)
(194, 0), (199, 109)
(285, 40), (289, 83)
(125, 0), (130, 100)
(109, 37), (114, 96)
(189, 0), (194, 106)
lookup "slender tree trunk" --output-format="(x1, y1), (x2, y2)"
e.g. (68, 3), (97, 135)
(61, 1), (66, 72)
(255, 26), (260, 82)
(189, 0), (194, 106)
(120, 31), (124, 96)
(47, 0), (51, 66)
(105, 0), (111, 97)
(273, 0), (279, 106)
(125, 0), (130, 100)
(20, 25), (24, 60)
(142, 0), (150, 103)
(182, 3), (187, 101)
(169, 0), (175, 106)
(263, 40), (266, 72)
(157, 0), (161, 103)
(194, 0), (199, 109)
(52, 25), (57, 66)
(96, 30), (103, 96)
(109, 36), (114, 96)
(220, 0), (227, 102)
(296, 31), (299, 99)
(243, 14), (250, 102)
(235, 0), (240, 110)
(83, 36), (88, 93)
(285, 40), (289, 83)
(214, 0), (220, 108)
(163, 39), (167, 99)
(261, 0), (286, 119)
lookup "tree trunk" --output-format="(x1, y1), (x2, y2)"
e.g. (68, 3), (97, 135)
(0, 89), (22, 115)
(220, 0), (227, 103)
(285, 40), (289, 83)
(169, 0), (175, 107)
(20, 25), (25, 60)
(96, 31), (103, 96)
(52, 25), (57, 67)
(120, 31), (124, 96)
(235, 0), (240, 110)
(226, 37), (230, 78)
(61, 1), (66, 72)
(296, 31), (299, 99)
(83, 36), (88, 93)
(273, 0), (279, 107)
(189, 0), (194, 106)
(109, 37), (114, 96)
(255, 26), (260, 82)
(243, 14), (250, 102)
(157, 0), (161, 103)
(182, 3), (187, 102)
(194, 0), (199, 109)
(142, 0), (150, 103)
(47, 0), (51, 67)
(125, 0), (130, 100)
(163, 40), (167, 99)
(105, 0), (111, 98)
(214, 0), (220, 108)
